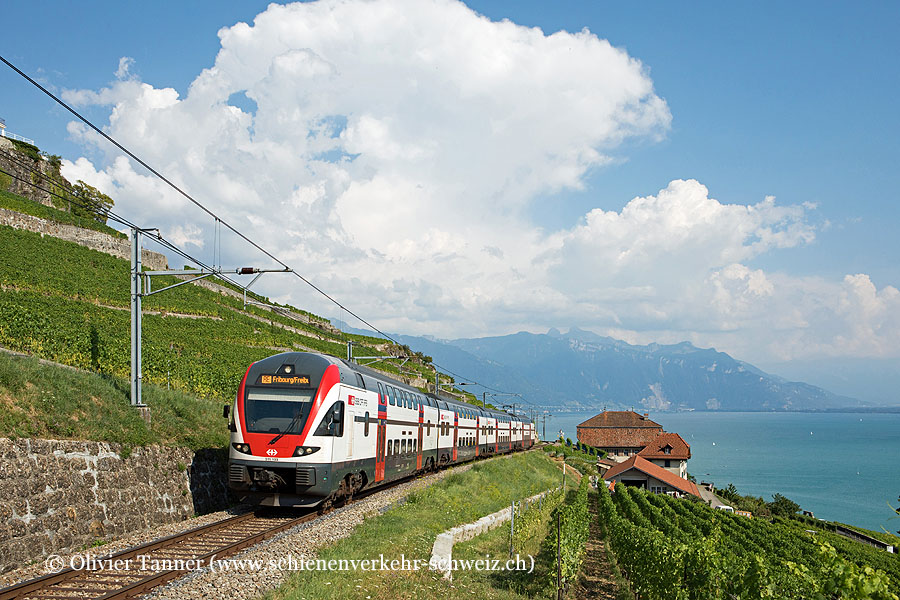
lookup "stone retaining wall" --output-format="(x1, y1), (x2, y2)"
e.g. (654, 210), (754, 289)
(430, 487), (556, 578)
(0, 208), (168, 270)
(0, 438), (230, 574)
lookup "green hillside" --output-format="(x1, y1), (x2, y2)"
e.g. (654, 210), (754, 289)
(0, 351), (227, 452)
(0, 194), (475, 434)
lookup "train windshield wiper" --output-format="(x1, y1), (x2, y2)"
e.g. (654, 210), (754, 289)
(268, 411), (302, 445)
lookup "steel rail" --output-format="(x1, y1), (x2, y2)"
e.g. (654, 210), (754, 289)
(0, 469), (424, 600)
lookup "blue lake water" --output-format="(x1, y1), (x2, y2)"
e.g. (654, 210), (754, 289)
(544, 411), (900, 533)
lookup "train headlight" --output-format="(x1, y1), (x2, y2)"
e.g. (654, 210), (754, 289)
(293, 446), (320, 457)
(232, 443), (252, 455)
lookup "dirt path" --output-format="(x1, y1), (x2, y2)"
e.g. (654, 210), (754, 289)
(572, 490), (619, 600)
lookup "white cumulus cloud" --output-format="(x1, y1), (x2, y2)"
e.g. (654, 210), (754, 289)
(56, 0), (900, 363)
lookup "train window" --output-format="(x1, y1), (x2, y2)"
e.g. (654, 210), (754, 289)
(364, 412), (370, 437)
(387, 440), (393, 456)
(388, 387), (395, 406)
(356, 373), (366, 389)
(312, 401), (343, 437)
(402, 439), (407, 454)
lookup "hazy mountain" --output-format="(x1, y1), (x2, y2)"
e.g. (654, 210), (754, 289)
(408, 328), (862, 412)
(331, 320), (864, 411)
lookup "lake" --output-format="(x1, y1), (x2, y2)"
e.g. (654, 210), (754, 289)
(543, 410), (900, 534)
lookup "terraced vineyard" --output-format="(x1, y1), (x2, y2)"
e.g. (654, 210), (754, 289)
(599, 484), (899, 599)
(0, 211), (461, 404)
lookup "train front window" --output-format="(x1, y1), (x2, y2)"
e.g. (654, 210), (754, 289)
(244, 388), (315, 434)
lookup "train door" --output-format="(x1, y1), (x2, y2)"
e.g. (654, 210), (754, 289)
(345, 387), (377, 460)
(416, 400), (424, 470)
(452, 410), (459, 462)
(475, 416), (480, 457)
(375, 384), (387, 482)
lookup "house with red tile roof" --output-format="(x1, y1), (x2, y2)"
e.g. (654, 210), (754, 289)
(638, 432), (691, 479)
(603, 456), (701, 498)
(576, 411), (663, 462)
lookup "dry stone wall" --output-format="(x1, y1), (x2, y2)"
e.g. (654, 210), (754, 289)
(0, 137), (59, 207)
(0, 208), (168, 270)
(0, 438), (230, 574)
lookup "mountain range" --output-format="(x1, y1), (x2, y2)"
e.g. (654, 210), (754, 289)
(341, 324), (865, 412)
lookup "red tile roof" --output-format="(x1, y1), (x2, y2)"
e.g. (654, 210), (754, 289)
(603, 456), (700, 497)
(577, 411), (664, 448)
(577, 411), (662, 429)
(638, 432), (691, 460)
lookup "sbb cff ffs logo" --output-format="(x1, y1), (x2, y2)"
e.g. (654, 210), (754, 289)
(266, 449), (277, 456)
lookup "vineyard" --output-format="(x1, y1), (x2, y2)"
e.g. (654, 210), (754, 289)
(0, 212), (473, 410)
(598, 483), (899, 599)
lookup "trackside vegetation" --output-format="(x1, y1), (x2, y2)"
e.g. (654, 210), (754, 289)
(598, 483), (899, 599)
(0, 351), (228, 452)
(267, 451), (577, 600)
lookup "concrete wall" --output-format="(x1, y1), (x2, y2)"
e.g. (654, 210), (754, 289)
(0, 208), (168, 270)
(0, 438), (230, 574)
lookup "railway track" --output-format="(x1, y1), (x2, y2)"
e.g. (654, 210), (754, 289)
(0, 510), (315, 600)
(0, 450), (522, 600)
(0, 467), (429, 600)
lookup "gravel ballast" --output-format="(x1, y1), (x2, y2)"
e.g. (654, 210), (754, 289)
(1, 463), (474, 600)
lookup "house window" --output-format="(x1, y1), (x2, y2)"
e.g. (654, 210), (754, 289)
(664, 459), (671, 468)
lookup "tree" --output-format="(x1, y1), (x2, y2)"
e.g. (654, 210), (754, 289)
(768, 493), (800, 517)
(69, 180), (114, 225)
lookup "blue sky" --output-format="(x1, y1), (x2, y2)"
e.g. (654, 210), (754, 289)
(2, 1), (899, 400)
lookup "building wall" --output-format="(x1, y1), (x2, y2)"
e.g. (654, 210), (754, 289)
(648, 458), (688, 478)
(606, 472), (687, 497)
(602, 446), (646, 463)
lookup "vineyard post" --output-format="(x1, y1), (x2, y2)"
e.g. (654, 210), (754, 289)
(556, 511), (562, 600)
(509, 500), (515, 558)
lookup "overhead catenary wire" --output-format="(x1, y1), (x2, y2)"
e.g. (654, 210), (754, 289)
(1, 54), (524, 402)
(0, 155), (252, 293)
(1, 155), (529, 404)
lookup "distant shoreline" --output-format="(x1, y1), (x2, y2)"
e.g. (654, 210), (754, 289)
(556, 407), (900, 414)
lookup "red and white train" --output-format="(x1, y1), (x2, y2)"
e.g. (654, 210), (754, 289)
(226, 351), (535, 506)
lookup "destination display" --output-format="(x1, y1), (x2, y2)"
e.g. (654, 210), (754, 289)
(257, 374), (310, 386)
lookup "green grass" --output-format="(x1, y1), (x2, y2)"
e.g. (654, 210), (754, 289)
(542, 444), (598, 475)
(0, 188), (125, 238)
(268, 451), (562, 600)
(0, 351), (228, 451)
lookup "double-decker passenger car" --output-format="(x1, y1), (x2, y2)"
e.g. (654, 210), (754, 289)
(226, 351), (535, 507)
